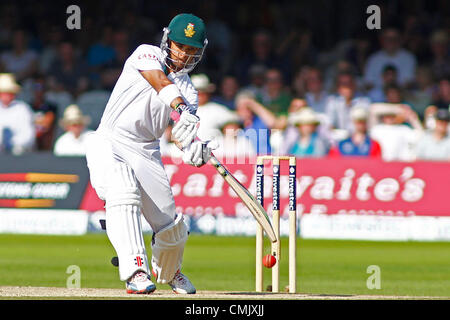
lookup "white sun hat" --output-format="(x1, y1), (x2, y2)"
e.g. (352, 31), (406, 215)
(350, 107), (369, 121)
(59, 104), (91, 127)
(191, 74), (216, 93)
(288, 107), (320, 126)
(0, 73), (21, 93)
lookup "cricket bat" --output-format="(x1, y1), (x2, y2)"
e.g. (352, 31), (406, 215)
(208, 155), (277, 243)
(170, 111), (277, 243)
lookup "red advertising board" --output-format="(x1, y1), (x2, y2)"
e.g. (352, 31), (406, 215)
(81, 157), (450, 217)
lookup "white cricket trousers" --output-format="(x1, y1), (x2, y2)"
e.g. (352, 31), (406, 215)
(85, 130), (180, 281)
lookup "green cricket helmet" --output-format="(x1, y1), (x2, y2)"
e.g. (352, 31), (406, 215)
(161, 13), (208, 74)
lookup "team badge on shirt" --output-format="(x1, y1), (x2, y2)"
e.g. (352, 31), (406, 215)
(184, 23), (195, 37)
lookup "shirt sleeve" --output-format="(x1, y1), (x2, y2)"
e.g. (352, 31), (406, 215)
(181, 75), (198, 113)
(129, 45), (165, 72)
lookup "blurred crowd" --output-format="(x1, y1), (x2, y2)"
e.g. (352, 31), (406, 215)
(0, 0), (449, 162)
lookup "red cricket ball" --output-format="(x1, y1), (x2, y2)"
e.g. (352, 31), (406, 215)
(263, 254), (277, 268)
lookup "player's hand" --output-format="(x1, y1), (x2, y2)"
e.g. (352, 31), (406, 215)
(171, 112), (200, 149)
(182, 140), (218, 167)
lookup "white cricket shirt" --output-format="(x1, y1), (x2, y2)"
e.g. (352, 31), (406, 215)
(98, 44), (198, 145)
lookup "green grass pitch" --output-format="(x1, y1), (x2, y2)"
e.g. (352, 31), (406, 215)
(0, 233), (449, 297)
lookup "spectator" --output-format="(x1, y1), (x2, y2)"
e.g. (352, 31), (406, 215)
(429, 30), (450, 81)
(53, 104), (93, 156)
(38, 25), (64, 74)
(241, 64), (267, 98)
(303, 67), (329, 114)
(212, 75), (240, 110)
(86, 26), (116, 86)
(402, 16), (430, 65)
(384, 83), (412, 108)
(368, 64), (398, 103)
(234, 30), (291, 86)
(431, 75), (450, 110)
(236, 91), (292, 155)
(212, 115), (256, 163)
(415, 109), (450, 161)
(198, 0), (233, 79)
(363, 27), (417, 90)
(283, 107), (329, 158)
(345, 31), (373, 77)
(191, 74), (237, 141)
(328, 107), (382, 158)
(288, 97), (308, 113)
(87, 26), (116, 69)
(47, 41), (89, 98)
(236, 92), (289, 129)
(370, 103), (423, 161)
(0, 5), (15, 50)
(235, 91), (272, 155)
(278, 27), (318, 73)
(0, 73), (35, 154)
(30, 74), (58, 151)
(289, 96), (333, 146)
(257, 68), (292, 115)
(43, 84), (74, 125)
(423, 75), (450, 129)
(324, 71), (371, 133)
(291, 66), (309, 98)
(407, 66), (435, 120)
(323, 59), (358, 93)
(0, 29), (38, 82)
(110, 29), (131, 69)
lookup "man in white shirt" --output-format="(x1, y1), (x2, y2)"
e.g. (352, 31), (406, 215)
(415, 109), (450, 161)
(0, 30), (38, 82)
(53, 104), (93, 156)
(364, 28), (417, 90)
(85, 14), (214, 295)
(304, 67), (329, 114)
(0, 73), (35, 155)
(325, 71), (371, 135)
(370, 104), (423, 161)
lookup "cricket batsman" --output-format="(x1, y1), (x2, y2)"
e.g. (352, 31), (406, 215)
(85, 13), (215, 294)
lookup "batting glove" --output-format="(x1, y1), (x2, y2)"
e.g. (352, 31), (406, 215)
(182, 140), (218, 167)
(171, 112), (200, 149)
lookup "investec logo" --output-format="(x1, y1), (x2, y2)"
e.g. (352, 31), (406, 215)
(288, 166), (296, 211)
(272, 165), (279, 210)
(256, 165), (263, 203)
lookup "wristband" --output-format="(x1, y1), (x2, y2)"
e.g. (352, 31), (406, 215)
(158, 84), (181, 107)
(175, 103), (189, 114)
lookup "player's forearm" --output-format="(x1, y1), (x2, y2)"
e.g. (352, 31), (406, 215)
(169, 96), (185, 110)
(140, 70), (185, 110)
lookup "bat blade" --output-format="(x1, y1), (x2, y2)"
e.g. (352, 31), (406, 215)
(169, 110), (277, 243)
(209, 156), (277, 243)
